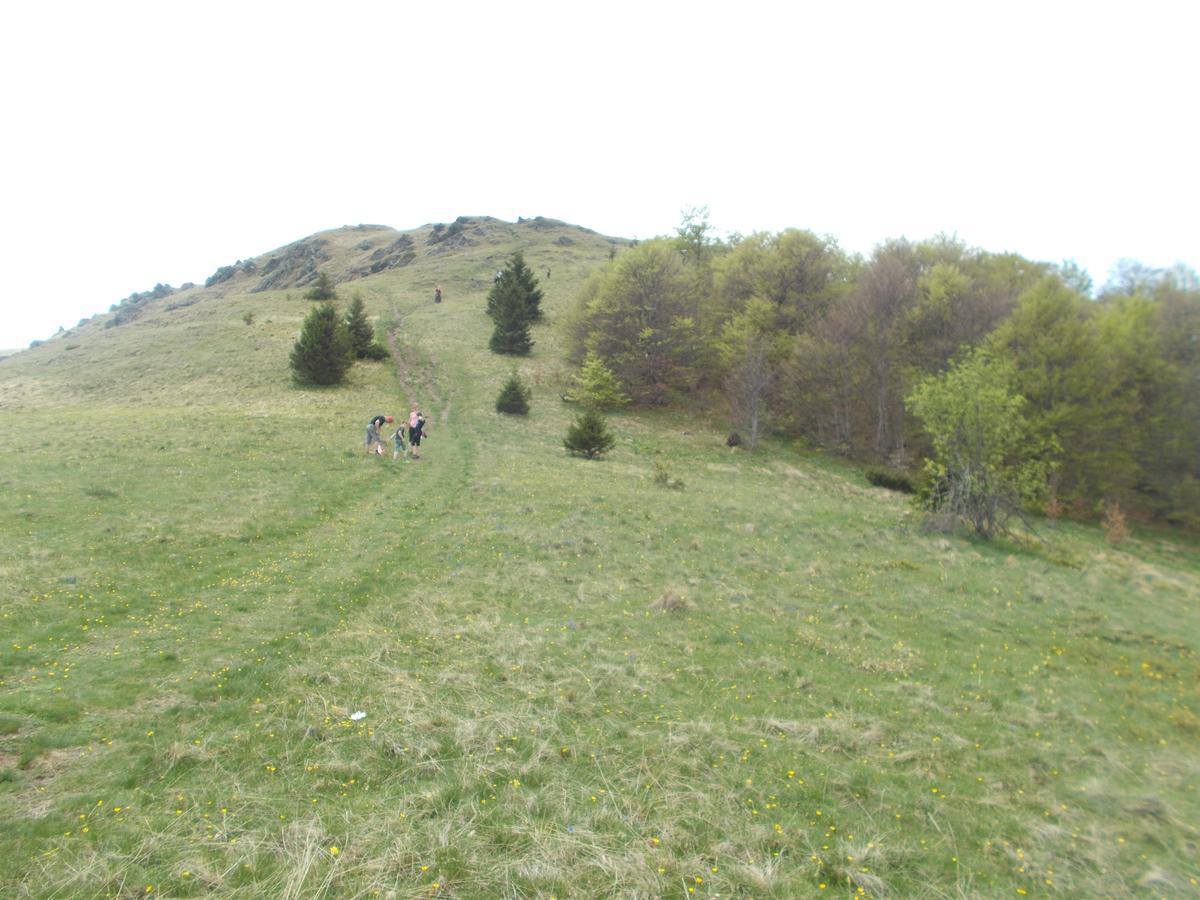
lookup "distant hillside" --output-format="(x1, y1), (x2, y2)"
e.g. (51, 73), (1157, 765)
(203, 217), (614, 295)
(0, 215), (625, 409)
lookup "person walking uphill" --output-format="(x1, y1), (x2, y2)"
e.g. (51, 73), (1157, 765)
(407, 407), (428, 459)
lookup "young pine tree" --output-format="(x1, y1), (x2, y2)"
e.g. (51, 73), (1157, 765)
(290, 302), (353, 385)
(564, 409), (616, 458)
(304, 270), (337, 301)
(570, 350), (629, 411)
(488, 279), (534, 355)
(344, 293), (375, 358)
(495, 371), (531, 415)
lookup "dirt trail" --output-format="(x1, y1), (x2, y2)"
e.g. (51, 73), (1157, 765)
(385, 315), (450, 426)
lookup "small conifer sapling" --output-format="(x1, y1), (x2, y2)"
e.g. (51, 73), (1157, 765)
(564, 409), (616, 458)
(496, 372), (532, 415)
(571, 351), (629, 410)
(344, 294), (376, 358)
(304, 270), (338, 301)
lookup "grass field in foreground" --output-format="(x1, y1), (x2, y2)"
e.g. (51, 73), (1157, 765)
(1, 222), (1198, 897)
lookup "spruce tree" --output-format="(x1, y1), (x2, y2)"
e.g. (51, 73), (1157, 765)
(486, 251), (543, 322)
(495, 372), (531, 415)
(344, 293), (375, 358)
(510, 251), (544, 321)
(571, 351), (629, 410)
(485, 270), (509, 320)
(304, 270), (337, 301)
(564, 409), (616, 458)
(488, 279), (534, 355)
(290, 301), (353, 384)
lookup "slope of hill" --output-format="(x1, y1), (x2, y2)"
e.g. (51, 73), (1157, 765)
(0, 218), (1197, 897)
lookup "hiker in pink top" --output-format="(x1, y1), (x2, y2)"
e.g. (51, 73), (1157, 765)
(407, 407), (427, 459)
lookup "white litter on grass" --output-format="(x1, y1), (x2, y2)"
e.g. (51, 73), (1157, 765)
(350, 711), (366, 721)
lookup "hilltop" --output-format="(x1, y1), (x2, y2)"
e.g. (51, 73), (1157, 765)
(0, 216), (621, 410)
(0, 216), (1197, 897)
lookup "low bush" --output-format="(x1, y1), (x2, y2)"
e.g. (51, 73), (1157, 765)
(651, 460), (684, 490)
(865, 465), (916, 494)
(361, 341), (391, 361)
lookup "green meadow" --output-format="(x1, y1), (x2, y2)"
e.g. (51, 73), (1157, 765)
(1, 219), (1197, 898)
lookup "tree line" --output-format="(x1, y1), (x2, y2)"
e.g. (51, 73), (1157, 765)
(564, 211), (1200, 529)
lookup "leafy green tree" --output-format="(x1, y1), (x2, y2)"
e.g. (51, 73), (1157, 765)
(495, 372), (531, 415)
(1099, 258), (1162, 298)
(566, 239), (703, 404)
(568, 351), (629, 411)
(717, 298), (781, 449)
(674, 205), (717, 268)
(304, 270), (337, 301)
(488, 279), (534, 355)
(1147, 284), (1200, 525)
(985, 277), (1117, 507)
(902, 262), (973, 374)
(290, 302), (352, 385)
(343, 293), (376, 358)
(564, 409), (616, 458)
(1053, 259), (1094, 297)
(854, 248), (919, 460)
(908, 348), (1054, 538)
(711, 229), (852, 333)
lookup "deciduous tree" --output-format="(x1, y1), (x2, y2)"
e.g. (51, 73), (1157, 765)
(908, 349), (1053, 537)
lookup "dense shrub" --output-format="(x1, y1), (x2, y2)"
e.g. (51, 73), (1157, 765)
(652, 460), (684, 490)
(865, 465), (916, 494)
(361, 341), (391, 361)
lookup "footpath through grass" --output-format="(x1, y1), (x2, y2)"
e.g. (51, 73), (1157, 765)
(1, 227), (1198, 897)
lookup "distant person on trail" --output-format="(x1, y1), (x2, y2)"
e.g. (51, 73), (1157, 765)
(407, 407), (427, 459)
(494, 269), (503, 283)
(366, 414), (391, 456)
(434, 285), (443, 304)
(391, 425), (408, 460)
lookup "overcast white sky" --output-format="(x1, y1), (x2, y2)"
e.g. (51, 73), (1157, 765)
(1, 0), (1196, 349)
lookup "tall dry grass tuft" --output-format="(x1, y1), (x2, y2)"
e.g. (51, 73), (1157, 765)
(650, 590), (690, 613)
(1044, 489), (1063, 522)
(1102, 499), (1129, 545)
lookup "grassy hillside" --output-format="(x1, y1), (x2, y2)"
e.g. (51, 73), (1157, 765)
(0, 218), (1197, 898)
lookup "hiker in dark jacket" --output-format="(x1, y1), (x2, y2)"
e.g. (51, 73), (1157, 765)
(366, 414), (390, 456)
